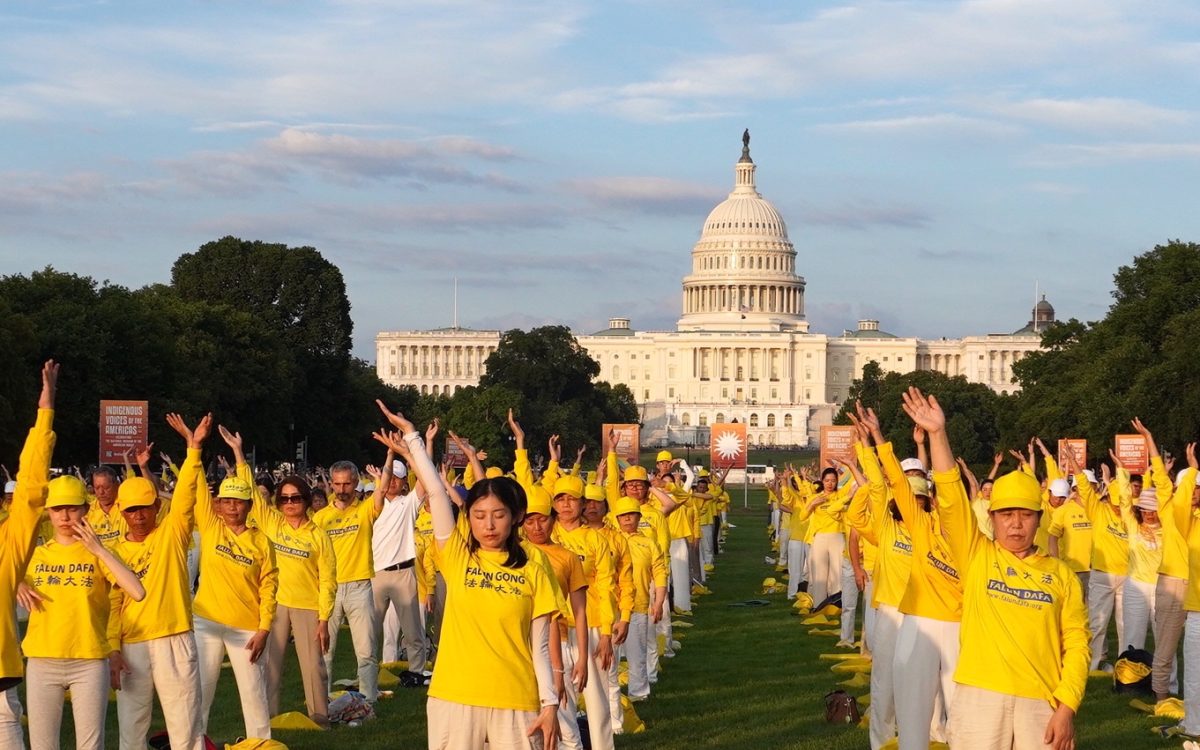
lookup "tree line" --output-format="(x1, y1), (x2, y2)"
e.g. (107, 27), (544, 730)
(0, 237), (637, 472)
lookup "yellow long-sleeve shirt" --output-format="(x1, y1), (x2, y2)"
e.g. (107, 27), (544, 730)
(1155, 460), (1191, 579)
(797, 480), (851, 542)
(1122, 461), (1167, 585)
(0, 408), (55, 682)
(552, 523), (616, 635)
(190, 452), (279, 632)
(598, 525), (635, 623)
(1076, 472), (1129, 575)
(879, 442), (961, 621)
(110, 447), (198, 645)
(623, 531), (668, 613)
(85, 501), (125, 548)
(246, 479), (335, 621)
(934, 466), (1089, 711)
(1047, 500), (1093, 573)
(783, 480), (811, 539)
(846, 443), (912, 609)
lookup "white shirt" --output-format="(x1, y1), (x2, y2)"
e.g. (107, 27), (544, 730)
(371, 489), (422, 571)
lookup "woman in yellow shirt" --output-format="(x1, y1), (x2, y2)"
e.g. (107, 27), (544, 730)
(19, 475), (145, 750)
(377, 403), (559, 750)
(219, 425), (337, 728)
(166, 414), (279, 742)
(903, 387), (1087, 750)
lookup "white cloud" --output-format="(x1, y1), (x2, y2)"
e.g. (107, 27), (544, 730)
(812, 113), (1021, 139)
(976, 96), (1192, 133)
(563, 176), (723, 215)
(1028, 141), (1200, 166)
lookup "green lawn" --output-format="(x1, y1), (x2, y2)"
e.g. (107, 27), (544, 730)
(34, 492), (1185, 748)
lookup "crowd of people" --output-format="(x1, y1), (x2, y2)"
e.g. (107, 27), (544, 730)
(0, 361), (732, 750)
(766, 390), (1200, 750)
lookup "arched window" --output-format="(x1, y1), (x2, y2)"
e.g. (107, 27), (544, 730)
(681, 413), (691, 426)
(767, 414), (776, 427)
(699, 414), (709, 426)
(432, 385), (440, 395)
(421, 385), (428, 395)
(749, 413), (759, 427)
(783, 414), (793, 427)
(715, 412), (726, 423)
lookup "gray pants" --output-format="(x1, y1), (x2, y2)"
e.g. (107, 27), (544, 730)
(27, 657), (109, 750)
(373, 566), (428, 671)
(268, 605), (330, 725)
(325, 579), (379, 701)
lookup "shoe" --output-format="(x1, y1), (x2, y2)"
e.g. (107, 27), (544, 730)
(663, 651), (676, 659)
(727, 523), (737, 528)
(835, 639), (855, 649)
(1099, 661), (1114, 674)
(672, 607), (693, 617)
(670, 639), (681, 650)
(630, 693), (648, 702)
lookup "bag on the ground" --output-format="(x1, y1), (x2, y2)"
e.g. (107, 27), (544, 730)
(327, 690), (376, 724)
(824, 689), (861, 724)
(1113, 646), (1153, 695)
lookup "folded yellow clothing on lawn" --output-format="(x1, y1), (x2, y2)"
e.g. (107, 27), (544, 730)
(1088, 669), (1114, 678)
(816, 603), (841, 616)
(831, 660), (871, 674)
(839, 672), (871, 688)
(226, 740), (289, 750)
(819, 653), (864, 661)
(879, 741), (948, 750)
(801, 614), (832, 625)
(673, 620), (694, 628)
(620, 695), (646, 734)
(809, 628), (841, 636)
(381, 660), (431, 673)
(271, 712), (323, 731)
(858, 693), (871, 707)
(377, 668), (400, 687)
(1141, 697), (1185, 720)
(793, 593), (814, 610)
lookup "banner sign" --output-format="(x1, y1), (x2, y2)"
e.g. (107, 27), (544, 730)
(820, 425), (857, 469)
(1114, 434), (1149, 474)
(99, 400), (149, 464)
(710, 423), (747, 469)
(603, 423), (640, 464)
(1057, 439), (1088, 471)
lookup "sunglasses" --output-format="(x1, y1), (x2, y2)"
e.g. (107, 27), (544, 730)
(277, 494), (306, 504)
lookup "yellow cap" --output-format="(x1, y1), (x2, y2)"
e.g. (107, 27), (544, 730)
(525, 485), (552, 517)
(623, 466), (649, 483)
(484, 467), (503, 479)
(655, 450), (673, 462)
(553, 475), (584, 499)
(907, 475), (931, 498)
(116, 477), (158, 511)
(583, 484), (606, 503)
(989, 470), (1043, 511)
(697, 468), (710, 478)
(46, 476), (88, 507)
(613, 496), (642, 516)
(218, 477), (254, 501)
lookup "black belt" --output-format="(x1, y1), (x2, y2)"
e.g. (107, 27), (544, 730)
(380, 559), (415, 572)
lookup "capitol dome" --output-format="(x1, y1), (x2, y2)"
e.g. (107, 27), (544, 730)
(677, 131), (807, 333)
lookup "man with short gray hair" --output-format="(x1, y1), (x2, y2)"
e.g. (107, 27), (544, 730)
(314, 460), (385, 701)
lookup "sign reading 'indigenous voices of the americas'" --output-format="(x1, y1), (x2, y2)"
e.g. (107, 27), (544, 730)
(603, 423), (640, 464)
(1057, 439), (1088, 471)
(99, 400), (149, 464)
(820, 425), (857, 470)
(1114, 434), (1149, 474)
(710, 422), (747, 469)
(444, 437), (469, 469)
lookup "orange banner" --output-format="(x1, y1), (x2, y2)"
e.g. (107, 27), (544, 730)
(710, 423), (747, 469)
(603, 423), (640, 464)
(99, 400), (149, 464)
(1114, 434), (1149, 474)
(820, 425), (857, 469)
(1057, 439), (1088, 471)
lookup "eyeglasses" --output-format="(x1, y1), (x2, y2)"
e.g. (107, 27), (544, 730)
(277, 494), (305, 504)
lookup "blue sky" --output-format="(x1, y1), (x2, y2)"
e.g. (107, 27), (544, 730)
(2, 0), (1199, 358)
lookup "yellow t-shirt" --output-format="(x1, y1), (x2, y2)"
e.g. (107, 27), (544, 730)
(879, 443), (961, 621)
(1047, 501), (1093, 573)
(86, 501), (125, 548)
(552, 523), (616, 635)
(314, 497), (382, 583)
(623, 531), (668, 613)
(110, 450), (199, 645)
(934, 467), (1089, 711)
(0, 408), (55, 681)
(22, 540), (121, 659)
(429, 527), (559, 712)
(533, 541), (587, 628)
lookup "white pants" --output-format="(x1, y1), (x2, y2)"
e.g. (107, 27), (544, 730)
(195, 616), (271, 740)
(606, 631), (623, 735)
(27, 657), (109, 750)
(893, 614), (959, 750)
(325, 579), (379, 701)
(656, 605), (672, 661)
(786, 539), (808, 598)
(669, 539), (691, 612)
(427, 696), (543, 750)
(839, 558), (860, 643)
(863, 578), (877, 654)
(948, 684), (1053, 750)
(374, 566), (427, 670)
(700, 524), (714, 567)
(778, 522), (790, 566)
(625, 612), (651, 699)
(0, 686), (24, 750)
(1088, 570), (1126, 668)
(869, 604), (902, 750)
(1181, 612), (1200, 734)
(1122, 576), (1157, 652)
(561, 628), (614, 750)
(116, 631), (202, 750)
(808, 532), (845, 607)
(556, 634), (584, 750)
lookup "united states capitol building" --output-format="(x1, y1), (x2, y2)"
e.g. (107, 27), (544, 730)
(376, 134), (1055, 448)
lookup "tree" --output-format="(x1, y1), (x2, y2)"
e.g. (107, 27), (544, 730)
(1011, 240), (1200, 457)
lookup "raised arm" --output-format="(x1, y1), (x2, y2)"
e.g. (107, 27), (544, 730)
(508, 409), (536, 495)
(376, 402), (452, 546)
(164, 412), (211, 527)
(9, 361), (59, 544)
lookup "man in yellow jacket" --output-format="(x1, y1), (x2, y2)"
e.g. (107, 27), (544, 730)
(0, 361), (57, 748)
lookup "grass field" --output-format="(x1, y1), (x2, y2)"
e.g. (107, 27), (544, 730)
(32, 491), (1186, 748)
